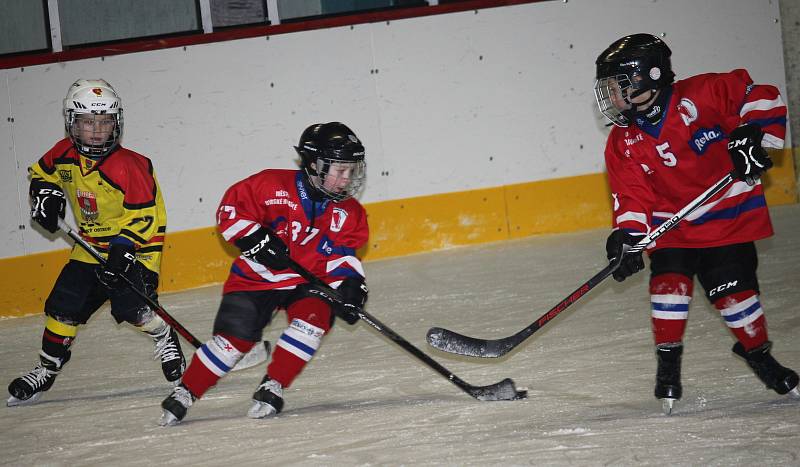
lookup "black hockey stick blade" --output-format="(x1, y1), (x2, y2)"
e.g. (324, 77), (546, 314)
(465, 377), (527, 401)
(427, 327), (518, 359)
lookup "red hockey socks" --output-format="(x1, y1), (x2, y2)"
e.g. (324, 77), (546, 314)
(181, 333), (255, 398)
(267, 297), (331, 388)
(650, 273), (692, 345)
(713, 290), (767, 351)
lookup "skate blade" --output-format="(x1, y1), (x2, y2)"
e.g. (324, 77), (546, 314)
(247, 400), (278, 419)
(159, 410), (181, 427)
(6, 392), (43, 407)
(661, 398), (676, 415)
(789, 387), (800, 399)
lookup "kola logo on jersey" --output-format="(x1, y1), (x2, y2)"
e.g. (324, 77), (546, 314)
(677, 98), (698, 126)
(330, 207), (348, 232)
(58, 169), (73, 183)
(77, 189), (99, 221)
(689, 125), (724, 155)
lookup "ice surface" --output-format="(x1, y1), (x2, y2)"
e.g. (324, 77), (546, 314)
(2, 205), (799, 466)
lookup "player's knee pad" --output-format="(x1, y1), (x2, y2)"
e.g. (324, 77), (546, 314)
(649, 273), (693, 321)
(195, 334), (254, 377)
(276, 318), (326, 364)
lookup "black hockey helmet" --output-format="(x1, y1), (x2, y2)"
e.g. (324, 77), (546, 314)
(295, 122), (366, 201)
(594, 33), (675, 126)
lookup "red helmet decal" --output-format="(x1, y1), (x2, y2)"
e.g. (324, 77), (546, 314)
(92, 88), (103, 96)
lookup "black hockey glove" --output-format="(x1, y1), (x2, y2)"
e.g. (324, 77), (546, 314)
(97, 241), (137, 289)
(335, 277), (368, 325)
(605, 230), (646, 282)
(727, 123), (773, 186)
(30, 179), (66, 234)
(234, 227), (289, 270)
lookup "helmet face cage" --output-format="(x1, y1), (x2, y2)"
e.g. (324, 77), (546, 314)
(594, 74), (634, 127)
(309, 157), (367, 201)
(63, 79), (123, 159)
(66, 111), (123, 159)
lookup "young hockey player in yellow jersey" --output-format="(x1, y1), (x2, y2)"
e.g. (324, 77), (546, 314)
(7, 79), (186, 406)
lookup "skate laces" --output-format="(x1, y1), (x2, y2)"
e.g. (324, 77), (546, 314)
(20, 364), (56, 390)
(153, 328), (181, 363)
(170, 385), (194, 408)
(256, 378), (283, 398)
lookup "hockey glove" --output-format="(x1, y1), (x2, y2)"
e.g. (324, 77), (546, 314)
(727, 123), (773, 186)
(30, 179), (66, 234)
(335, 277), (368, 325)
(97, 241), (137, 289)
(234, 227), (289, 270)
(605, 230), (646, 282)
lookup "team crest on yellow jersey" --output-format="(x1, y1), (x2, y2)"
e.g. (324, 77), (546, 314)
(77, 189), (99, 221)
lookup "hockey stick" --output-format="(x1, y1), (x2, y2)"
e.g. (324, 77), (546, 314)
(283, 256), (526, 401)
(56, 218), (269, 371)
(427, 171), (736, 358)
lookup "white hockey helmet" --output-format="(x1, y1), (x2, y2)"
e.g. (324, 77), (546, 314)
(63, 79), (123, 159)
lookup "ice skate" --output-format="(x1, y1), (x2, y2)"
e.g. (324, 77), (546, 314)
(159, 384), (195, 426)
(150, 325), (186, 383)
(248, 375), (283, 419)
(7, 351), (70, 407)
(733, 341), (799, 396)
(654, 343), (682, 415)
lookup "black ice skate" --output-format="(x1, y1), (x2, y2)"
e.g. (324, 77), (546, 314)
(159, 384), (195, 426)
(732, 341), (800, 397)
(150, 325), (186, 383)
(7, 350), (70, 407)
(248, 375), (284, 419)
(654, 343), (683, 415)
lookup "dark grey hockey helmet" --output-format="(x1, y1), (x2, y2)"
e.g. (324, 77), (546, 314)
(594, 33), (675, 126)
(295, 122), (366, 201)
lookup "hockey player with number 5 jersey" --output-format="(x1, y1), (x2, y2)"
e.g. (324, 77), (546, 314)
(593, 34), (798, 414)
(160, 122), (369, 425)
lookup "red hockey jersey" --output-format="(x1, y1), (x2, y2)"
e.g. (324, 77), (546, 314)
(604, 69), (786, 250)
(217, 169), (369, 294)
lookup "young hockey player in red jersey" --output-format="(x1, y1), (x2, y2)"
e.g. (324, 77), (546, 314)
(160, 122), (369, 425)
(594, 34), (798, 414)
(7, 79), (186, 407)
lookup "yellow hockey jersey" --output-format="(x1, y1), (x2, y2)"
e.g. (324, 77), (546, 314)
(30, 138), (167, 273)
